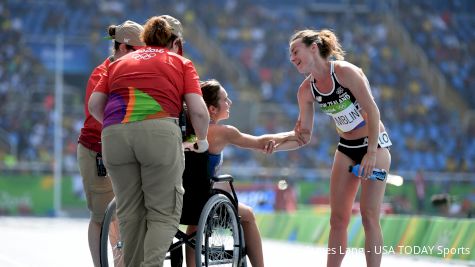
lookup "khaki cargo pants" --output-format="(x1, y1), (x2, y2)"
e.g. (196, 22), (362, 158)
(102, 119), (185, 267)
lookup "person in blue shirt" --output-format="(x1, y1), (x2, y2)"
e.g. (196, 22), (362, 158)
(184, 79), (300, 267)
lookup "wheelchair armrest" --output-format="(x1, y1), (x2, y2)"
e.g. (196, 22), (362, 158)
(211, 174), (234, 182)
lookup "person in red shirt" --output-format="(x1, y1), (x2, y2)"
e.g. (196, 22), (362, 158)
(89, 15), (209, 267)
(77, 20), (145, 267)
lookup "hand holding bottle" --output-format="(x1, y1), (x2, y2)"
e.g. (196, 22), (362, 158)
(348, 164), (387, 181)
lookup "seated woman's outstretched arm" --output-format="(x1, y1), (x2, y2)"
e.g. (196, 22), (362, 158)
(214, 124), (303, 153)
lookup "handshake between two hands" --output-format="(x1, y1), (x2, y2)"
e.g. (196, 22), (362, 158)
(261, 126), (311, 154)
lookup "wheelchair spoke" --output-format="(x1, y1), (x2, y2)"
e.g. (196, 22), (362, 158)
(196, 194), (243, 267)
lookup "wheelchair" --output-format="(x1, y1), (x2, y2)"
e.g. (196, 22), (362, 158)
(99, 150), (248, 267)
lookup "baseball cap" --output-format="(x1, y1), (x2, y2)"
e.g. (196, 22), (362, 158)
(160, 15), (183, 40)
(107, 20), (145, 47)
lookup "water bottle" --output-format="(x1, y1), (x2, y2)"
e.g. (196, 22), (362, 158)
(348, 164), (387, 181)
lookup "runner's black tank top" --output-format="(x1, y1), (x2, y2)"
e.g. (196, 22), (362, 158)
(310, 61), (365, 132)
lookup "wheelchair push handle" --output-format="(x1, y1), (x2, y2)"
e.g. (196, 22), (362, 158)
(211, 174), (234, 182)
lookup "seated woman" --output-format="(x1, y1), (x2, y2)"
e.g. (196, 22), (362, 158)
(185, 79), (299, 267)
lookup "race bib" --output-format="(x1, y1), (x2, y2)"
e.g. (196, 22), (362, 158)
(378, 131), (392, 148)
(330, 103), (364, 132)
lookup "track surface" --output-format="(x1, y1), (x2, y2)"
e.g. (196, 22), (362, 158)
(0, 217), (472, 267)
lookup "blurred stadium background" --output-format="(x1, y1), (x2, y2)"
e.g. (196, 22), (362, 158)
(0, 0), (474, 264)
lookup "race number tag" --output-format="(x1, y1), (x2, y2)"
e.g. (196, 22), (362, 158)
(378, 131), (392, 148)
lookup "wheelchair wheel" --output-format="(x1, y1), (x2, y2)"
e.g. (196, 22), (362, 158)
(195, 194), (245, 267)
(100, 198), (124, 267)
